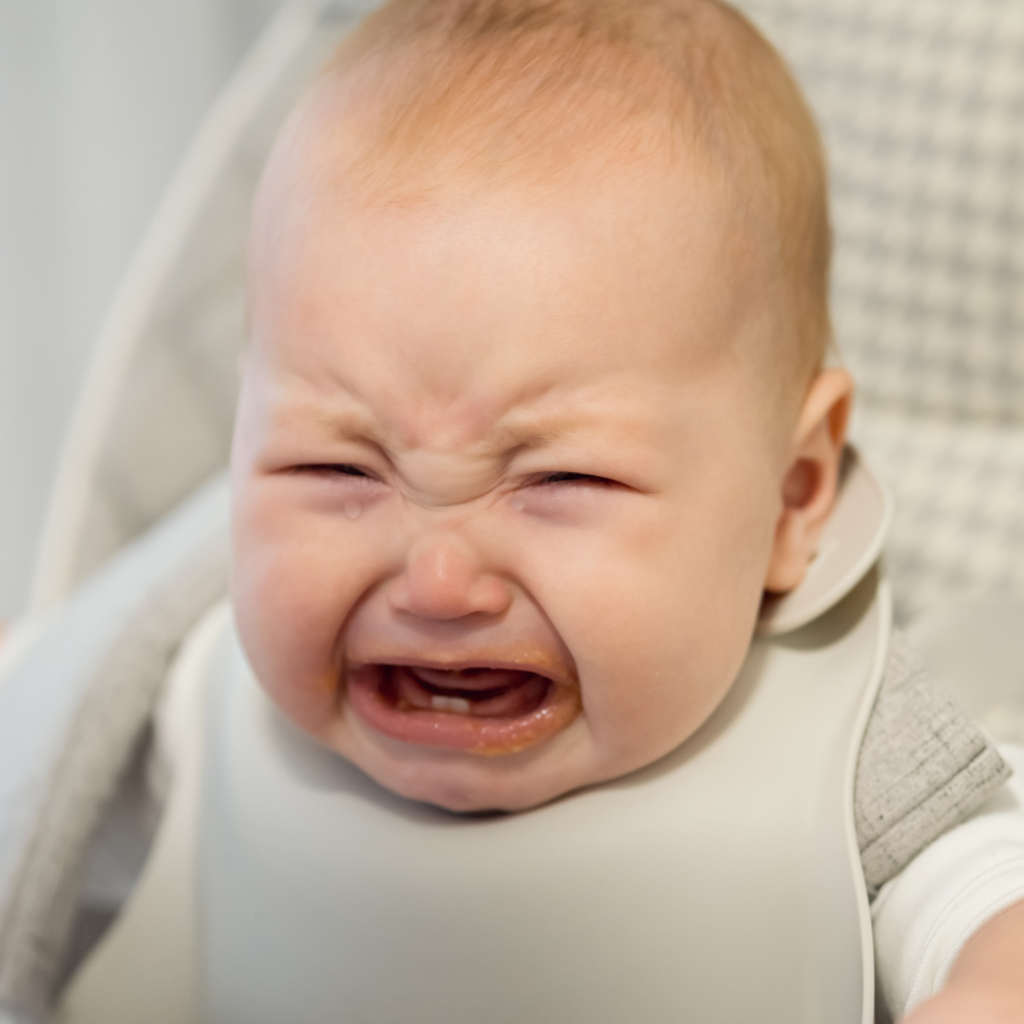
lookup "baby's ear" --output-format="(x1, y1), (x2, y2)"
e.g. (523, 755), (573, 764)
(763, 368), (854, 594)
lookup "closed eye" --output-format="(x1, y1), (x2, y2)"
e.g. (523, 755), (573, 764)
(293, 463), (376, 479)
(534, 472), (619, 487)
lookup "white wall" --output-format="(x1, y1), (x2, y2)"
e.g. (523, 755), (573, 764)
(0, 0), (280, 618)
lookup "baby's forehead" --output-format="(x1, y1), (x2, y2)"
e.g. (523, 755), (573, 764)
(257, 62), (763, 322)
(255, 143), (756, 362)
(250, 126), (801, 441)
(250, 0), (828, 426)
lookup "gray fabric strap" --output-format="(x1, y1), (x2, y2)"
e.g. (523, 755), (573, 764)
(0, 476), (230, 1022)
(855, 630), (1011, 896)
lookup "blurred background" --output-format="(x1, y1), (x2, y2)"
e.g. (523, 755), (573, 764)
(0, 0), (280, 619)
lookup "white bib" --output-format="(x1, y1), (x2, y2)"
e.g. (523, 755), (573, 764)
(199, 570), (887, 1024)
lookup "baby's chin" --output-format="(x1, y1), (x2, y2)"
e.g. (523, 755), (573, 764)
(328, 712), (608, 813)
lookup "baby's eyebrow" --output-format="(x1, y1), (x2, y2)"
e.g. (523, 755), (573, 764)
(488, 406), (649, 454)
(478, 411), (595, 457)
(298, 400), (595, 448)
(271, 390), (378, 439)
(271, 387), (651, 462)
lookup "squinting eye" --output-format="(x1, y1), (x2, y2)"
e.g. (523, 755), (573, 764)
(294, 464), (375, 479)
(536, 472), (617, 486)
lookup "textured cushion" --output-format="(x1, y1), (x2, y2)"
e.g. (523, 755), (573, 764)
(733, 0), (1024, 618)
(739, 0), (1024, 423)
(855, 632), (1010, 895)
(852, 409), (1024, 621)
(0, 478), (229, 1022)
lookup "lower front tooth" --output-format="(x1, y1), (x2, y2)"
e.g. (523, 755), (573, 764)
(431, 695), (471, 714)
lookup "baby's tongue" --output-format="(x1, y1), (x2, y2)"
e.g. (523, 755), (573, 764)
(392, 665), (548, 718)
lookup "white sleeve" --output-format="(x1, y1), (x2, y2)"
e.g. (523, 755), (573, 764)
(872, 743), (1024, 1020)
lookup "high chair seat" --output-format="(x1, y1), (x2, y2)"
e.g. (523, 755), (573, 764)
(4, 0), (1024, 1021)
(909, 597), (1024, 747)
(738, 0), (1024, 621)
(853, 410), (1024, 621)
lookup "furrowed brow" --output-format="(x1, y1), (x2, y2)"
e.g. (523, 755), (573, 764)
(486, 407), (644, 460)
(270, 393), (383, 445)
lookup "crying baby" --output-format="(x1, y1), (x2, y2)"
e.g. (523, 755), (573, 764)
(224, 2), (1024, 1020)
(231, 0), (847, 812)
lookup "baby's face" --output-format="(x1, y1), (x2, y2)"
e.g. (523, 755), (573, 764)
(233, 141), (797, 812)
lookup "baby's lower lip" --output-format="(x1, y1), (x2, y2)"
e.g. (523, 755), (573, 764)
(346, 664), (581, 755)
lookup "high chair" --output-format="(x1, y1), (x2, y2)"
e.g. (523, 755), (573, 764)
(1, 1), (1023, 1021)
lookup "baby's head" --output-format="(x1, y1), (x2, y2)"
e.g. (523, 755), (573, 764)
(231, 0), (853, 812)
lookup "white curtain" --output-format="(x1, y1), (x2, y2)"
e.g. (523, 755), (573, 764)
(0, 0), (280, 618)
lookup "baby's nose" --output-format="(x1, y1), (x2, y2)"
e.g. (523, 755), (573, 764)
(388, 532), (512, 620)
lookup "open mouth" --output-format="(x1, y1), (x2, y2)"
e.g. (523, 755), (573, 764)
(346, 662), (581, 755)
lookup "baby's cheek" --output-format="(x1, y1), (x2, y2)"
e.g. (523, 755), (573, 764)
(573, 586), (752, 769)
(232, 536), (349, 735)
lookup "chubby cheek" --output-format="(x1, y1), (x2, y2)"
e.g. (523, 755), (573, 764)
(558, 497), (774, 772)
(575, 588), (757, 772)
(231, 483), (372, 734)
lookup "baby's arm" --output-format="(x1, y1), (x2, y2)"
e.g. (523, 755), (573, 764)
(902, 897), (1024, 1022)
(872, 744), (1024, 1021)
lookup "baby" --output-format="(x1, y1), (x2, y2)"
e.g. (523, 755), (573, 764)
(229, 0), (1024, 1019)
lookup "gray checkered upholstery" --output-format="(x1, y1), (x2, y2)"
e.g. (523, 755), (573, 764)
(737, 0), (1024, 620)
(46, 0), (1024, 622)
(740, 0), (1024, 423)
(853, 409), (1024, 619)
